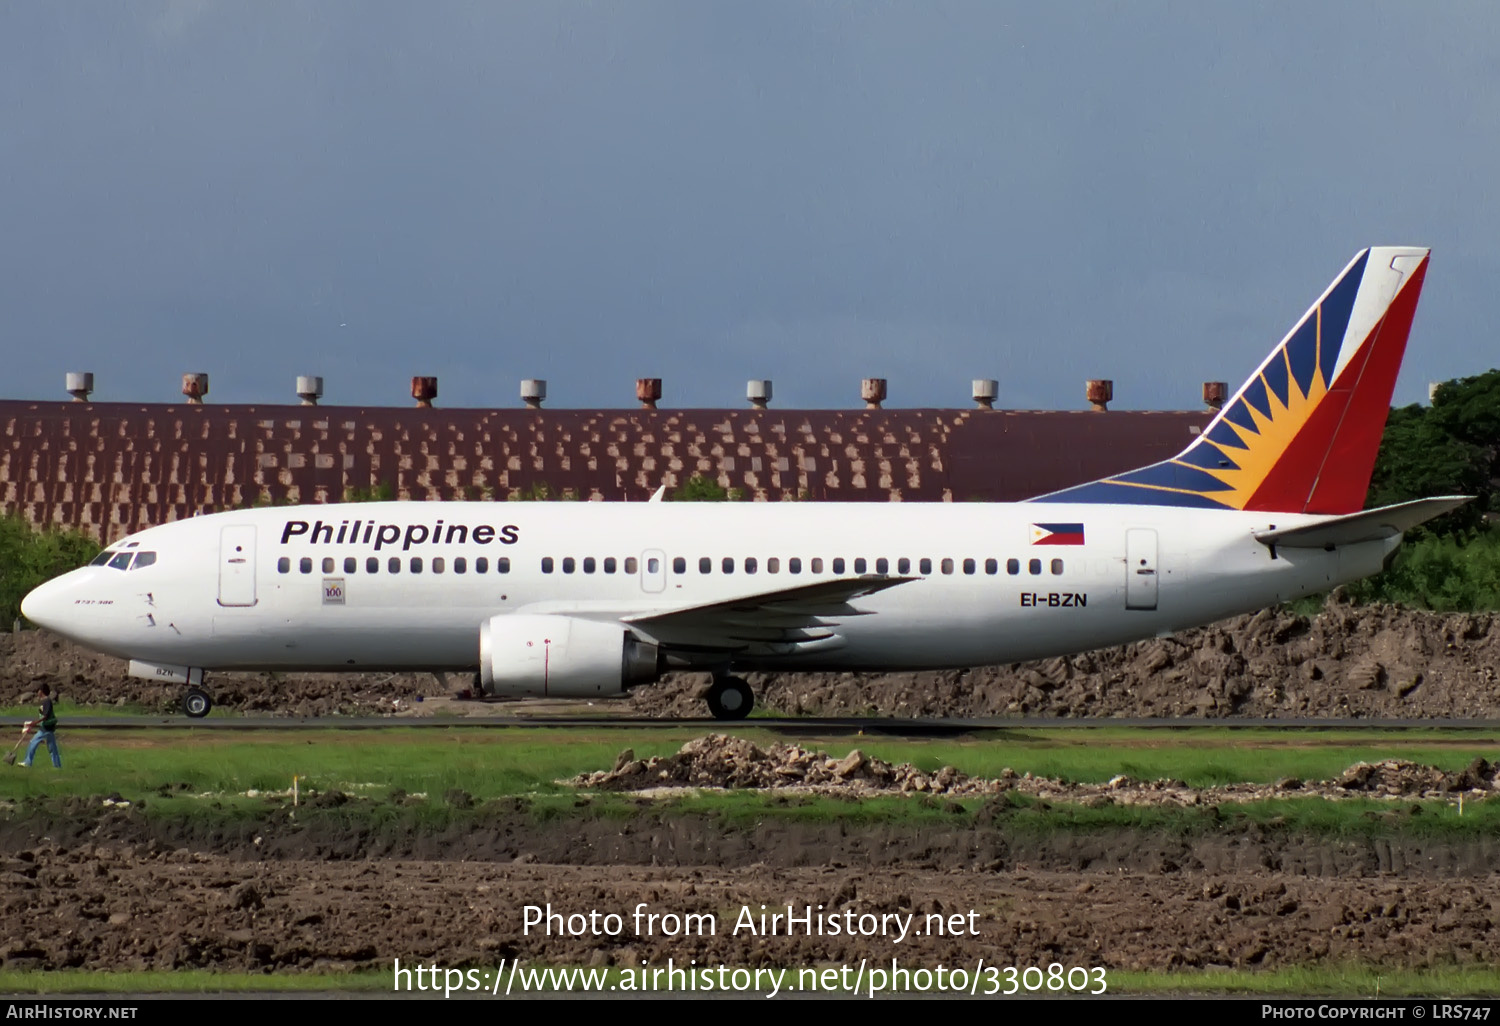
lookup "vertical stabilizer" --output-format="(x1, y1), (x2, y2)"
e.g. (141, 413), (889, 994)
(1030, 247), (1430, 514)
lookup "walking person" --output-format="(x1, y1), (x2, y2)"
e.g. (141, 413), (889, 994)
(20, 683), (60, 769)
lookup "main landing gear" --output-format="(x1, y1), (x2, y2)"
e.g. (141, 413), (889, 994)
(706, 675), (754, 721)
(182, 687), (213, 719)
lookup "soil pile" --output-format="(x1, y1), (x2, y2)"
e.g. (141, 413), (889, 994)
(573, 734), (982, 794)
(572, 735), (1500, 804)
(634, 601), (1500, 720)
(5, 599), (1497, 719)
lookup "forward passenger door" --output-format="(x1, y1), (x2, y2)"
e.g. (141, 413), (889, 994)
(218, 526), (258, 607)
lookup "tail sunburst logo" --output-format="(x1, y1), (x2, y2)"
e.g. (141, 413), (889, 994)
(1026, 247), (1433, 515)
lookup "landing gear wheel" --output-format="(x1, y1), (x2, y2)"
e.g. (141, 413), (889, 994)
(182, 688), (213, 719)
(706, 676), (754, 721)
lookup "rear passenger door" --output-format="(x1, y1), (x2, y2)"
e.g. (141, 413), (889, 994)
(1125, 528), (1158, 610)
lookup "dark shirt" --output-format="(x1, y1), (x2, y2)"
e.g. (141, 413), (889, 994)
(37, 697), (56, 731)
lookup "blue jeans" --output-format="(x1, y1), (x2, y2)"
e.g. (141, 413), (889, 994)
(23, 729), (60, 768)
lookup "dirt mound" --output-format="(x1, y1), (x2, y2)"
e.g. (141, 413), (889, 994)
(5, 599), (1498, 720)
(632, 600), (1500, 720)
(573, 734), (982, 794)
(1336, 758), (1498, 796)
(574, 736), (1500, 804)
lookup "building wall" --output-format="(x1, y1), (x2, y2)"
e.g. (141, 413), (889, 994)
(2, 401), (1212, 542)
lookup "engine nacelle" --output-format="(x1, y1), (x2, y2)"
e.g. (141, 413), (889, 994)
(479, 614), (662, 698)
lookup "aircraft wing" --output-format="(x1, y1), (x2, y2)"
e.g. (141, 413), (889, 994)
(1253, 496), (1472, 550)
(622, 575), (919, 652)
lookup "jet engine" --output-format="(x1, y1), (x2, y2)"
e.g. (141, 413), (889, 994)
(479, 614), (662, 697)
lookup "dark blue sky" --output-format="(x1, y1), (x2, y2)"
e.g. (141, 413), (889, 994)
(3, 2), (1496, 410)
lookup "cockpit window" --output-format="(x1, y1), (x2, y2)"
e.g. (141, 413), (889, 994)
(131, 552), (157, 570)
(90, 551), (114, 567)
(107, 552), (133, 571)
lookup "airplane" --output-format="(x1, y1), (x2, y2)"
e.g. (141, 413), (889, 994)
(20, 246), (1469, 721)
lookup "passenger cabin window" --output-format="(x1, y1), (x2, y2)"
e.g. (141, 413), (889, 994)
(497, 557), (509, 573)
(1007, 559), (1020, 575)
(699, 557), (711, 574)
(673, 557), (686, 574)
(853, 558), (866, 574)
(433, 557), (445, 574)
(897, 557), (910, 574)
(322, 557), (335, 574)
(964, 558), (976, 575)
(344, 557), (357, 574)
(722, 557), (734, 574)
(367, 557), (379, 573)
(563, 557), (576, 574)
(584, 557), (596, 574)
(1051, 559), (1064, 575)
(388, 557), (401, 574)
(985, 558), (998, 575)
(542, 557), (554, 574)
(476, 557), (489, 573)
(767, 557), (780, 573)
(646, 557), (660, 574)
(454, 557), (467, 574)
(278, 557), (290, 574)
(789, 557), (802, 574)
(604, 557), (617, 574)
(875, 557), (888, 574)
(1029, 559), (1042, 575)
(744, 557), (758, 574)
(811, 558), (823, 573)
(625, 557), (639, 573)
(941, 558), (954, 575)
(919, 558), (932, 575)
(832, 558), (845, 574)
(410, 557), (423, 573)
(299, 557), (313, 574)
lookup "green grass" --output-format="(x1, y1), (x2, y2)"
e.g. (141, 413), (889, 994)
(984, 791), (1500, 839)
(2, 726), (1496, 807)
(1, 725), (1496, 840)
(0, 728), (693, 804)
(0, 701), (166, 719)
(5, 962), (1499, 996)
(1107, 964), (1500, 997)
(0, 969), (387, 994)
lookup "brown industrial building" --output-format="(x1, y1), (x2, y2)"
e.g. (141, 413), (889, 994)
(3, 375), (1220, 543)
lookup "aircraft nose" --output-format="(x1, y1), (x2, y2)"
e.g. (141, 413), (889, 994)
(20, 577), (68, 632)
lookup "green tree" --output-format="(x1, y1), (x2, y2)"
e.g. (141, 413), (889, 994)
(510, 481), (578, 501)
(670, 474), (742, 501)
(0, 514), (99, 627)
(1366, 369), (1499, 538)
(344, 480), (396, 502)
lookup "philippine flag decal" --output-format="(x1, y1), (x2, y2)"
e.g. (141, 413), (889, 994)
(1030, 522), (1085, 546)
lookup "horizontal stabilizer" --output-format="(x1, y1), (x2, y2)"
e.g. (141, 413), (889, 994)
(1253, 496), (1472, 550)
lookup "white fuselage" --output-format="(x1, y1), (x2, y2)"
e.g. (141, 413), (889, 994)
(21, 500), (1394, 675)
